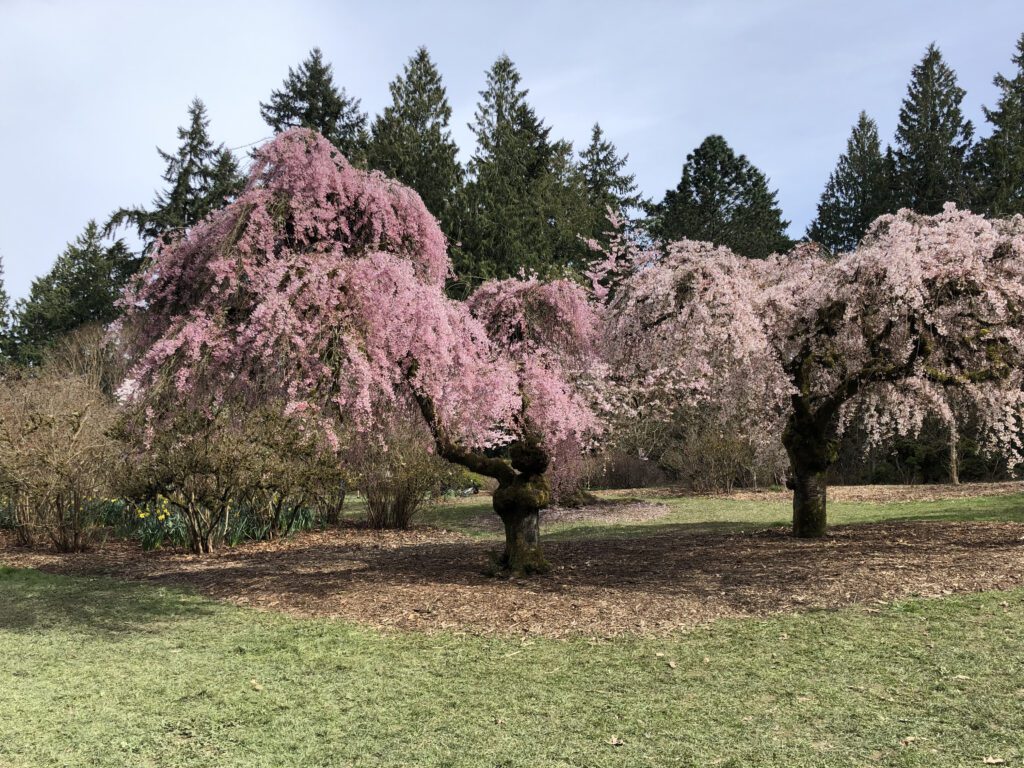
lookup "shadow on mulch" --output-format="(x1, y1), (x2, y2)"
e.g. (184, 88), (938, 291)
(3, 520), (1023, 638)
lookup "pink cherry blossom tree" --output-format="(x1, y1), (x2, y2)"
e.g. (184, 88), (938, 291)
(115, 128), (603, 571)
(609, 205), (1024, 537)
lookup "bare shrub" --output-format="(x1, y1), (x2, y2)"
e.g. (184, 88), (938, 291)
(355, 418), (450, 529)
(0, 370), (118, 551)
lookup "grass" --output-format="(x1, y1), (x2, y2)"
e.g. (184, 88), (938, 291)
(2, 566), (1023, 767)
(405, 489), (1024, 541)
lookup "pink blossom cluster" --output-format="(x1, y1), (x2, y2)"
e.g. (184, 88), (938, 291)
(609, 204), (1024, 471)
(116, 129), (603, 457)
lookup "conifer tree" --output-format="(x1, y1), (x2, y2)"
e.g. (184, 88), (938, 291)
(973, 33), (1024, 216)
(260, 48), (367, 160)
(367, 47), (462, 237)
(458, 55), (590, 284)
(107, 98), (243, 249)
(7, 222), (140, 364)
(578, 122), (642, 241)
(0, 256), (10, 360)
(807, 112), (892, 253)
(892, 44), (974, 214)
(650, 134), (792, 258)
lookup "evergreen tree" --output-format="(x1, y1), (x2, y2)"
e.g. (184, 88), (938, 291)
(107, 98), (243, 248)
(457, 55), (591, 284)
(892, 44), (974, 214)
(578, 122), (642, 241)
(807, 112), (892, 253)
(0, 255), (10, 360)
(7, 222), (140, 364)
(260, 48), (367, 160)
(650, 134), (792, 258)
(366, 47), (462, 237)
(973, 33), (1024, 216)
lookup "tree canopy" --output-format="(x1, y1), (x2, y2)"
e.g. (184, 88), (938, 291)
(260, 48), (368, 160)
(107, 98), (243, 249)
(649, 134), (792, 259)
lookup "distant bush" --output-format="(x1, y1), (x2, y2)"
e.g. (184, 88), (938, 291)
(355, 418), (451, 529)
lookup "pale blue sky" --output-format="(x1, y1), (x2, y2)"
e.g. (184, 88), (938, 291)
(1, 0), (1022, 299)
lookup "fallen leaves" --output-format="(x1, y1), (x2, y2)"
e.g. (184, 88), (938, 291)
(2, 518), (1024, 638)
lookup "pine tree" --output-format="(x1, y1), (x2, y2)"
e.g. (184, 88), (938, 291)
(973, 34), (1024, 216)
(260, 48), (367, 160)
(807, 112), (892, 253)
(7, 222), (140, 364)
(650, 134), (792, 258)
(893, 44), (974, 214)
(578, 122), (642, 242)
(0, 255), (10, 361)
(366, 47), (462, 237)
(107, 98), (243, 248)
(457, 55), (591, 284)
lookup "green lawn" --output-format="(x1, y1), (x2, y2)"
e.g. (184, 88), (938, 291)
(2, 566), (1023, 767)
(407, 489), (1024, 540)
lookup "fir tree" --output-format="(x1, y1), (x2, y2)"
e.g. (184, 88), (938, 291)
(893, 44), (974, 214)
(367, 47), (463, 237)
(807, 112), (892, 253)
(973, 33), (1024, 216)
(650, 134), (792, 259)
(578, 122), (642, 241)
(260, 47), (367, 160)
(107, 98), (243, 248)
(457, 55), (591, 284)
(7, 221), (140, 364)
(0, 255), (10, 360)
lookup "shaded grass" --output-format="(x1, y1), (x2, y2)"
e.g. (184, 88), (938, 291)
(2, 567), (1023, 767)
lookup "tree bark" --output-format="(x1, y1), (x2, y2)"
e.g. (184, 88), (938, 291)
(791, 467), (828, 538)
(412, 388), (551, 574)
(949, 428), (960, 486)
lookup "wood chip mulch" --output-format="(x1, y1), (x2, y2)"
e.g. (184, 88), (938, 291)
(4, 517), (1024, 638)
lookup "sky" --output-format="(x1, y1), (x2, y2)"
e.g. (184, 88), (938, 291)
(1, 0), (1022, 300)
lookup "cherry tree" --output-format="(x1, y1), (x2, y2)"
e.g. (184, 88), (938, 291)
(609, 205), (1024, 536)
(115, 128), (603, 571)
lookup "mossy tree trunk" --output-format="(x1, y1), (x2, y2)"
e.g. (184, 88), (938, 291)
(783, 404), (837, 539)
(414, 391), (551, 575)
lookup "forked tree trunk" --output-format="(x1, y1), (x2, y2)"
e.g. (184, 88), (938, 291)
(791, 467), (828, 538)
(413, 390), (551, 575)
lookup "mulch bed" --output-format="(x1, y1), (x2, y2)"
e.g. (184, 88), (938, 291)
(4, 516), (1024, 638)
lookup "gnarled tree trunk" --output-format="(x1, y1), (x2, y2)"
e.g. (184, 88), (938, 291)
(414, 392), (551, 574)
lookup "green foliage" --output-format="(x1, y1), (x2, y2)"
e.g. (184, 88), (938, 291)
(107, 98), (243, 248)
(0, 256), (10, 362)
(578, 122), (642, 243)
(807, 112), (893, 253)
(4, 222), (139, 365)
(455, 55), (592, 285)
(367, 46), (463, 238)
(893, 44), (974, 214)
(649, 134), (792, 258)
(260, 47), (368, 160)
(973, 33), (1024, 216)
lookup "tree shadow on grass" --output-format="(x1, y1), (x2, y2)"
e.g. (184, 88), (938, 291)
(0, 567), (215, 637)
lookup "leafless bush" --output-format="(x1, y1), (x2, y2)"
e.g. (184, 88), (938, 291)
(0, 370), (118, 551)
(355, 418), (449, 529)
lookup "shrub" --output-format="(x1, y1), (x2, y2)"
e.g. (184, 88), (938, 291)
(0, 370), (118, 551)
(355, 418), (450, 529)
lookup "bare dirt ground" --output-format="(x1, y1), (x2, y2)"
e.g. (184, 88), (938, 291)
(4, 502), (1024, 637)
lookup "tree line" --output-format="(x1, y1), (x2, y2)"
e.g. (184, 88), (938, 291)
(2, 36), (1023, 364)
